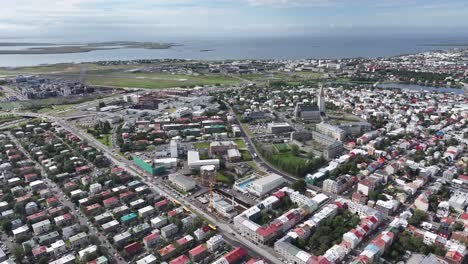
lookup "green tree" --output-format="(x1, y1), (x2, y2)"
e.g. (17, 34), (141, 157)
(12, 244), (25, 261)
(408, 210), (427, 226)
(451, 221), (464, 232)
(290, 144), (300, 156)
(38, 256), (49, 264)
(292, 179), (307, 194)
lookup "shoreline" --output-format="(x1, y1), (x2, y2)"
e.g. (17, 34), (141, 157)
(0, 41), (175, 55)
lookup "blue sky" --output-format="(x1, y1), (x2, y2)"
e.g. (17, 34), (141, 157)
(1, 0), (467, 40)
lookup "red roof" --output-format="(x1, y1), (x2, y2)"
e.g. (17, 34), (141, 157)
(46, 196), (59, 204)
(367, 216), (378, 224)
(155, 198), (169, 208)
(189, 245), (207, 257)
(224, 247), (247, 263)
(360, 224), (370, 232)
(176, 236), (192, 246)
(100, 190), (112, 197)
(272, 191), (286, 199)
(169, 255), (190, 264)
(124, 242), (142, 254)
(459, 175), (468, 181)
(256, 225), (279, 237)
(143, 232), (160, 242)
(32, 246), (47, 257)
(351, 229), (364, 239)
(307, 256), (331, 264)
(286, 212), (296, 220)
(446, 250), (464, 263)
(459, 212), (468, 221)
(111, 167), (124, 174)
(103, 196), (118, 205)
(158, 244), (176, 256)
(75, 165), (90, 172)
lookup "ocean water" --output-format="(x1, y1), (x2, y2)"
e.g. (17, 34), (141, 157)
(0, 36), (467, 67)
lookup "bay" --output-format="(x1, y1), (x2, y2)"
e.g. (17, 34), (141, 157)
(0, 36), (467, 67)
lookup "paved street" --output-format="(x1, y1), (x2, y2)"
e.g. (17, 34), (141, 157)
(7, 131), (125, 264)
(13, 111), (284, 264)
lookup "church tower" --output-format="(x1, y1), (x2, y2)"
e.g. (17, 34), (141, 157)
(317, 84), (325, 113)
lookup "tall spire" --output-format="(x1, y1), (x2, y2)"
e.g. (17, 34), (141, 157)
(318, 83), (325, 113)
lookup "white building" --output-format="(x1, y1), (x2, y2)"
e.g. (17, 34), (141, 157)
(170, 138), (180, 158)
(187, 151), (220, 169)
(207, 235), (224, 252)
(32, 219), (51, 235)
(318, 85), (326, 113)
(154, 158), (178, 168)
(247, 174), (285, 197)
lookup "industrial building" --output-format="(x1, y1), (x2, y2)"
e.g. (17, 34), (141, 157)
(267, 123), (293, 134)
(247, 174), (285, 197)
(168, 174), (197, 192)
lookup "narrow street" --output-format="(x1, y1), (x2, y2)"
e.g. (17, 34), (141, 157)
(11, 112), (285, 264)
(7, 132), (125, 264)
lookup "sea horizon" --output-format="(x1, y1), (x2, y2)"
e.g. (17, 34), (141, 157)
(0, 35), (468, 67)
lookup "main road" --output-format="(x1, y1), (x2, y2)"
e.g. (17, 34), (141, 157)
(13, 112), (284, 264)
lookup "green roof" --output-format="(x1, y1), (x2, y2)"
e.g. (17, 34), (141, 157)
(121, 212), (137, 222)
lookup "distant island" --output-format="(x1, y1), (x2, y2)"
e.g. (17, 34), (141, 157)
(0, 41), (175, 55)
(422, 43), (468, 47)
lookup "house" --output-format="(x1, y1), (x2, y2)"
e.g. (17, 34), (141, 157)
(161, 223), (178, 239)
(189, 245), (208, 262)
(158, 244), (177, 260)
(69, 232), (88, 248)
(169, 255), (190, 264)
(143, 232), (160, 249)
(124, 242), (142, 256)
(32, 219), (51, 235)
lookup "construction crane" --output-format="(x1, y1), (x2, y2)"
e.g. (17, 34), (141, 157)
(207, 171), (217, 212)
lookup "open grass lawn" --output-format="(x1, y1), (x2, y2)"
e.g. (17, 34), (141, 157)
(217, 172), (234, 185)
(96, 134), (112, 147)
(272, 152), (307, 167)
(240, 150), (253, 161)
(194, 142), (210, 149)
(0, 114), (21, 124)
(86, 72), (240, 89)
(234, 139), (247, 148)
(273, 143), (290, 152)
(241, 123), (253, 137)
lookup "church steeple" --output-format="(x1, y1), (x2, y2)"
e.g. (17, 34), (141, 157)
(318, 83), (325, 113)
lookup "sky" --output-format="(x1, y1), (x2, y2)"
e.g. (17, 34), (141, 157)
(1, 0), (468, 41)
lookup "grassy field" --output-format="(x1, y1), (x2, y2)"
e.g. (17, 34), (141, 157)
(240, 123), (253, 137)
(86, 72), (240, 89)
(194, 142), (210, 149)
(240, 150), (253, 161)
(97, 134), (112, 147)
(273, 152), (307, 166)
(217, 172), (234, 185)
(273, 143), (290, 152)
(0, 114), (22, 124)
(234, 139), (247, 148)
